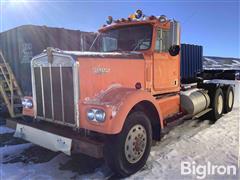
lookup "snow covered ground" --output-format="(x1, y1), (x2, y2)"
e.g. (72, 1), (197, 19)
(0, 126), (14, 135)
(0, 106), (239, 179)
(0, 75), (240, 179)
(131, 108), (239, 180)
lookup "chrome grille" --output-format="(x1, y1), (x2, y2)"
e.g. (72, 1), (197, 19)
(31, 53), (79, 127)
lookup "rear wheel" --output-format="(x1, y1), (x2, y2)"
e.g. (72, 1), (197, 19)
(104, 111), (152, 177)
(209, 88), (224, 121)
(223, 86), (234, 113)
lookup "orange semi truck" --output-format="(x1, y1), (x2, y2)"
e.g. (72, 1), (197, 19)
(13, 10), (235, 177)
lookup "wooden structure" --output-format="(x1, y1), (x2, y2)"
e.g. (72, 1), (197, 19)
(0, 50), (23, 117)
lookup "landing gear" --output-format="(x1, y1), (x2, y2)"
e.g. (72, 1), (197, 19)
(104, 111), (152, 177)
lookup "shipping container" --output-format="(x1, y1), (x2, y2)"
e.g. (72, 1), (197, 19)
(180, 44), (203, 83)
(0, 25), (97, 96)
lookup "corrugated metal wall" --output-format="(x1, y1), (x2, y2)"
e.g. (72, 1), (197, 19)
(180, 44), (203, 83)
(0, 25), (97, 96)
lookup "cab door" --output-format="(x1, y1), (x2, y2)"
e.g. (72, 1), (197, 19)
(153, 28), (180, 94)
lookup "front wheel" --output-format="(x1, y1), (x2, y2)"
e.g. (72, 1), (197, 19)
(104, 111), (152, 177)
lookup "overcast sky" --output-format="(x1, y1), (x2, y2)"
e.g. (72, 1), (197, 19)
(0, 0), (239, 57)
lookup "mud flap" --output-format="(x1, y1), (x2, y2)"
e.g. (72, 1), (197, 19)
(14, 123), (72, 155)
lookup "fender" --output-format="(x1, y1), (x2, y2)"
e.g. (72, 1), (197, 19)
(80, 87), (164, 134)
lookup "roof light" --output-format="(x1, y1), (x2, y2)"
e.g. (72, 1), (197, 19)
(127, 17), (132, 22)
(159, 15), (167, 22)
(148, 15), (156, 20)
(120, 18), (127, 22)
(106, 16), (113, 25)
(135, 9), (143, 19)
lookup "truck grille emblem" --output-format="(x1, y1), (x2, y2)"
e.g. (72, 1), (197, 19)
(93, 67), (111, 74)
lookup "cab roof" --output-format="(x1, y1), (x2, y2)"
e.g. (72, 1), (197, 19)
(99, 11), (173, 32)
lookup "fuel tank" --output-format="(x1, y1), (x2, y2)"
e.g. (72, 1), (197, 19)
(180, 89), (210, 116)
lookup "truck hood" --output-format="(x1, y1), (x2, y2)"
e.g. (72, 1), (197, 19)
(63, 51), (144, 59)
(32, 50), (145, 106)
(74, 52), (145, 104)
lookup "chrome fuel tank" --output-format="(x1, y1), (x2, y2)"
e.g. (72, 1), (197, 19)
(180, 89), (210, 116)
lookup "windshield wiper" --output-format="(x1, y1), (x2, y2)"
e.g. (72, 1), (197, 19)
(133, 39), (146, 51)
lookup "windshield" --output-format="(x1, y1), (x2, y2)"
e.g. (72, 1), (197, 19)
(91, 24), (153, 52)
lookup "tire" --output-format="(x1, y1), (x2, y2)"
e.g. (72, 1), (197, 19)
(104, 111), (152, 177)
(223, 86), (234, 113)
(209, 88), (224, 121)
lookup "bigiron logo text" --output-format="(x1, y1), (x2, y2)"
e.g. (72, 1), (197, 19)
(181, 161), (237, 179)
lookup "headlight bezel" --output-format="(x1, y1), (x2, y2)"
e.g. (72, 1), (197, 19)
(87, 108), (106, 123)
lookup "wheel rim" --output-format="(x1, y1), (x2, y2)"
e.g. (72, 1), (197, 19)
(228, 90), (233, 108)
(125, 124), (147, 164)
(217, 94), (223, 114)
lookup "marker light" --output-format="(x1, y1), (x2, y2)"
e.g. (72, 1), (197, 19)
(106, 16), (113, 25)
(149, 15), (156, 20)
(159, 15), (167, 22)
(129, 14), (136, 19)
(120, 18), (126, 22)
(127, 17), (132, 22)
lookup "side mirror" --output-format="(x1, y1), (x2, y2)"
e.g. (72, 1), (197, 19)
(168, 45), (180, 56)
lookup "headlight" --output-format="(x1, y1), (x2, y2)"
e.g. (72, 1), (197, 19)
(87, 109), (106, 122)
(22, 98), (33, 109)
(95, 109), (106, 122)
(87, 109), (95, 121)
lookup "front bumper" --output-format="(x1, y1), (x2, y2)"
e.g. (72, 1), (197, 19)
(15, 124), (72, 155)
(7, 119), (104, 158)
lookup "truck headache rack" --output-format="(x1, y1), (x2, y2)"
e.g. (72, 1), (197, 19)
(0, 50), (23, 118)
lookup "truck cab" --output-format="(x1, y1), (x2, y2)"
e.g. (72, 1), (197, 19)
(16, 10), (234, 177)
